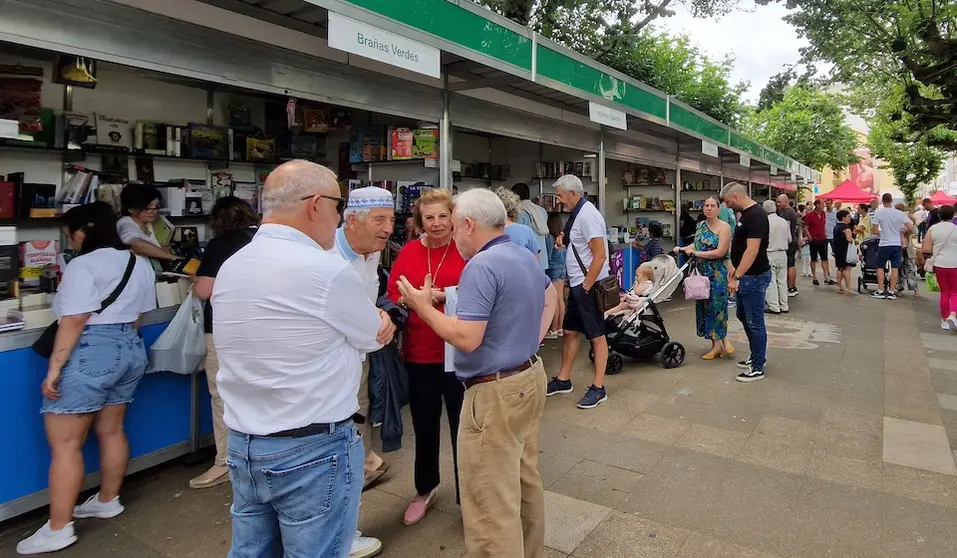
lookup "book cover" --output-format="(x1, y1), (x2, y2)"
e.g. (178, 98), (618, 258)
(233, 182), (258, 213)
(135, 157), (155, 182)
(137, 121), (167, 155)
(21, 183), (56, 218)
(0, 244), (18, 282)
(389, 127), (414, 160)
(412, 129), (439, 159)
(60, 113), (95, 150)
(185, 193), (203, 215)
(246, 137), (276, 162)
(101, 154), (129, 183)
(19, 240), (59, 286)
(153, 216), (174, 247)
(94, 113), (133, 150)
(0, 181), (14, 219)
(290, 136), (319, 159)
(188, 124), (229, 159)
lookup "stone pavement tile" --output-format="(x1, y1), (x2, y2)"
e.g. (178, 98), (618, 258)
(883, 462), (957, 510)
(921, 332), (957, 352)
(539, 450), (585, 489)
(807, 449), (883, 491)
(8, 520), (172, 558)
(882, 494), (957, 558)
(357, 488), (467, 557)
(619, 413), (692, 445)
(554, 402), (643, 434)
(708, 461), (805, 556)
(739, 416), (818, 475)
(571, 511), (690, 558)
(937, 392), (957, 412)
(825, 387), (886, 416)
(549, 459), (643, 511)
(543, 420), (670, 474)
(674, 423), (749, 459)
(884, 377), (944, 425)
(786, 478), (884, 558)
(616, 370), (687, 396)
(545, 549), (568, 558)
(883, 436), (957, 475)
(821, 404), (883, 437)
(814, 425), (883, 462)
(927, 357), (957, 372)
(930, 369), (957, 395)
(602, 388), (661, 413)
(673, 532), (782, 558)
(939, 409), (957, 448)
(542, 490), (611, 554)
(884, 416), (950, 446)
(625, 447), (734, 533)
(644, 396), (762, 435)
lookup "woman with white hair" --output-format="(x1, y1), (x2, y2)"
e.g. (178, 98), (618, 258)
(495, 187), (540, 261)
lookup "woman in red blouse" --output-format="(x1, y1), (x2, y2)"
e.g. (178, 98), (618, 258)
(387, 188), (467, 526)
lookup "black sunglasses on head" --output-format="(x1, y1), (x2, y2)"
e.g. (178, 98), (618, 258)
(301, 194), (346, 214)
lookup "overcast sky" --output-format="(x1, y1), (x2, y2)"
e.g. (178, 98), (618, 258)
(655, 1), (808, 103)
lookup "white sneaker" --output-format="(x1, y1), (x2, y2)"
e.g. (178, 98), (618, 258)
(350, 531), (383, 558)
(948, 316), (957, 331)
(73, 493), (124, 519)
(16, 521), (77, 555)
(942, 320), (950, 331)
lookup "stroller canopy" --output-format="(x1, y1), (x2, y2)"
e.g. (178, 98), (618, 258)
(929, 190), (957, 205)
(815, 180), (876, 204)
(645, 255), (681, 303)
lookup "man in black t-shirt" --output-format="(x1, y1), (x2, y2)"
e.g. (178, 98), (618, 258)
(722, 182), (771, 383)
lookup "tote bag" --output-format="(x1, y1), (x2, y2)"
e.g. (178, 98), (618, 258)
(147, 292), (206, 375)
(845, 243), (858, 267)
(683, 266), (711, 300)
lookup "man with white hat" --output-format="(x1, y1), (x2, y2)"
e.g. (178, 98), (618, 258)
(332, 186), (397, 558)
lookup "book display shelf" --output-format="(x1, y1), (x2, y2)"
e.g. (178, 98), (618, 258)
(680, 170), (723, 215)
(614, 162), (677, 241)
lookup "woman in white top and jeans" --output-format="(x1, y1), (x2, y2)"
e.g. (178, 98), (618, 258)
(922, 204), (957, 330)
(18, 202), (157, 555)
(116, 184), (179, 262)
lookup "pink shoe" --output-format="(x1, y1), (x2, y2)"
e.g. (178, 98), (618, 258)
(403, 489), (437, 526)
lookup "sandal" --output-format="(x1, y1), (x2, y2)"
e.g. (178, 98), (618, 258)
(189, 465), (230, 489)
(404, 489), (438, 526)
(363, 462), (390, 491)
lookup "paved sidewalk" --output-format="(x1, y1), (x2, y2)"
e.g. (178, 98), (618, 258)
(3, 275), (957, 557)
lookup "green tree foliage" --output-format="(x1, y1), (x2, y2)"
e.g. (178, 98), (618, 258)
(743, 85), (858, 170)
(862, 85), (945, 203)
(472, 0), (749, 124)
(773, 0), (957, 151)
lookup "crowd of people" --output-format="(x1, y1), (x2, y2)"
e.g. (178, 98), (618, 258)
(19, 156), (957, 557)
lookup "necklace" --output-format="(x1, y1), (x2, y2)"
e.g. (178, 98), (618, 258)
(427, 238), (452, 281)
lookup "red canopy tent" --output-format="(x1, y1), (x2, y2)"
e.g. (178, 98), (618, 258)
(929, 190), (957, 205)
(815, 180), (877, 204)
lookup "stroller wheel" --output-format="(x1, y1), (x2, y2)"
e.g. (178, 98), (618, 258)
(588, 347), (595, 362)
(607, 353), (624, 375)
(661, 342), (685, 369)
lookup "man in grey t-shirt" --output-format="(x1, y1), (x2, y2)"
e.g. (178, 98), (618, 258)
(397, 188), (557, 557)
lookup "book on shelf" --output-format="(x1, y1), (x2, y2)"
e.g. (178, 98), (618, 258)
(153, 215), (175, 247)
(388, 127), (414, 161)
(56, 112), (96, 150)
(188, 123), (229, 159)
(96, 183), (124, 215)
(246, 137), (275, 162)
(233, 182), (259, 213)
(661, 199), (675, 212)
(0, 242), (18, 283)
(20, 240), (59, 287)
(60, 167), (98, 205)
(20, 183), (56, 218)
(0, 181), (14, 219)
(289, 136), (319, 160)
(412, 128), (439, 159)
(185, 192), (204, 215)
(94, 113), (133, 150)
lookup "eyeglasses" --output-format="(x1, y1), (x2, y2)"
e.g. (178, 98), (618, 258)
(144, 204), (161, 212)
(301, 194), (346, 214)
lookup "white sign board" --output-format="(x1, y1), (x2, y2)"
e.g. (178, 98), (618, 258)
(702, 141), (719, 158)
(588, 102), (628, 130)
(328, 12), (441, 79)
(770, 165), (778, 175)
(739, 154), (750, 168)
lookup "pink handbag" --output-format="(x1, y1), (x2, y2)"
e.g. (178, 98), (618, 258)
(683, 267), (711, 300)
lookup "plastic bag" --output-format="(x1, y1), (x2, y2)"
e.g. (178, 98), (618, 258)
(927, 273), (940, 293)
(148, 293), (206, 375)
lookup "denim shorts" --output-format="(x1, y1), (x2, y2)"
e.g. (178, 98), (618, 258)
(876, 245), (903, 269)
(41, 323), (147, 415)
(545, 267), (567, 282)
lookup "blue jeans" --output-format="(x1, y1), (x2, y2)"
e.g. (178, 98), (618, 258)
(226, 422), (364, 558)
(735, 271), (772, 372)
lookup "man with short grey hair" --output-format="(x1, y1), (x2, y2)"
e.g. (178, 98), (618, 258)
(764, 199), (791, 313)
(548, 174), (612, 409)
(213, 160), (393, 558)
(397, 188), (557, 557)
(332, 186), (398, 558)
(721, 181), (771, 382)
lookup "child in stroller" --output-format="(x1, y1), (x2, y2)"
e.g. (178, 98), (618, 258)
(604, 263), (656, 319)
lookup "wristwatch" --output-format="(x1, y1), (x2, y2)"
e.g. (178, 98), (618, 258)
(733, 273), (742, 281)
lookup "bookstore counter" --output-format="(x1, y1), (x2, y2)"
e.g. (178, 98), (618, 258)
(0, 305), (213, 521)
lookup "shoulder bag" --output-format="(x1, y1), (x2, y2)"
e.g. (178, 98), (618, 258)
(924, 224), (956, 273)
(32, 252), (138, 358)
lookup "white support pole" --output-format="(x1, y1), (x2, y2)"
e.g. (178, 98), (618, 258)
(440, 71), (452, 190)
(598, 128), (606, 216)
(674, 155), (682, 246)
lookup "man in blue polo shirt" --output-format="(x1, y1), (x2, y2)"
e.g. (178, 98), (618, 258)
(397, 188), (558, 558)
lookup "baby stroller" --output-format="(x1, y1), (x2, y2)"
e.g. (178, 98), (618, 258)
(857, 236), (904, 294)
(588, 254), (687, 374)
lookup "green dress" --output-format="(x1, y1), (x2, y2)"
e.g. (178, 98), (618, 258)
(694, 221), (729, 340)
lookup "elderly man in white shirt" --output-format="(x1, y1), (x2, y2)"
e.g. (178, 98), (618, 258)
(763, 199), (792, 313)
(331, 186), (397, 558)
(212, 160), (394, 558)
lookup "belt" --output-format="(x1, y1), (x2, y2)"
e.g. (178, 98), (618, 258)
(464, 356), (539, 389)
(263, 418), (352, 438)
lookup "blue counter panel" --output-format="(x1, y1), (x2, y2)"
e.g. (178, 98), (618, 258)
(0, 322), (213, 505)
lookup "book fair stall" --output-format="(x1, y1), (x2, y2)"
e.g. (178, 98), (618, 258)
(0, 0), (819, 520)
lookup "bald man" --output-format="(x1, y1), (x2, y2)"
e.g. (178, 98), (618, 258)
(212, 161), (394, 558)
(776, 194), (800, 295)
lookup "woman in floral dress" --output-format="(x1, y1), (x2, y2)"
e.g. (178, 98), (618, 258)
(676, 197), (734, 359)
